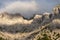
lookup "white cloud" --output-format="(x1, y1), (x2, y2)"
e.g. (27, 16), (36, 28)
(0, 0), (60, 18)
(0, 1), (38, 18)
(6, 2), (37, 12)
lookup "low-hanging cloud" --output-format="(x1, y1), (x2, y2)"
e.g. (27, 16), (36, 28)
(0, 0), (60, 18)
(0, 1), (38, 18)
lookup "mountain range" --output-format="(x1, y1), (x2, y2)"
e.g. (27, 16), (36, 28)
(0, 5), (60, 40)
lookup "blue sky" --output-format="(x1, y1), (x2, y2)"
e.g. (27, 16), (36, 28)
(0, 0), (60, 18)
(0, 0), (60, 11)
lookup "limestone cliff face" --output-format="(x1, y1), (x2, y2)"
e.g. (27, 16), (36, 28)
(53, 5), (60, 18)
(46, 5), (60, 30)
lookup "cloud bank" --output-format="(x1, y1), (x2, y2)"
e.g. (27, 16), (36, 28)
(0, 1), (38, 18)
(0, 0), (60, 18)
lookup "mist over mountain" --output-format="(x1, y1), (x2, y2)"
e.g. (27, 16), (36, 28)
(0, 0), (60, 40)
(0, 0), (60, 18)
(0, 5), (60, 40)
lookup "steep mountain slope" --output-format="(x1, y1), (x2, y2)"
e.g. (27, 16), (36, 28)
(0, 5), (60, 40)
